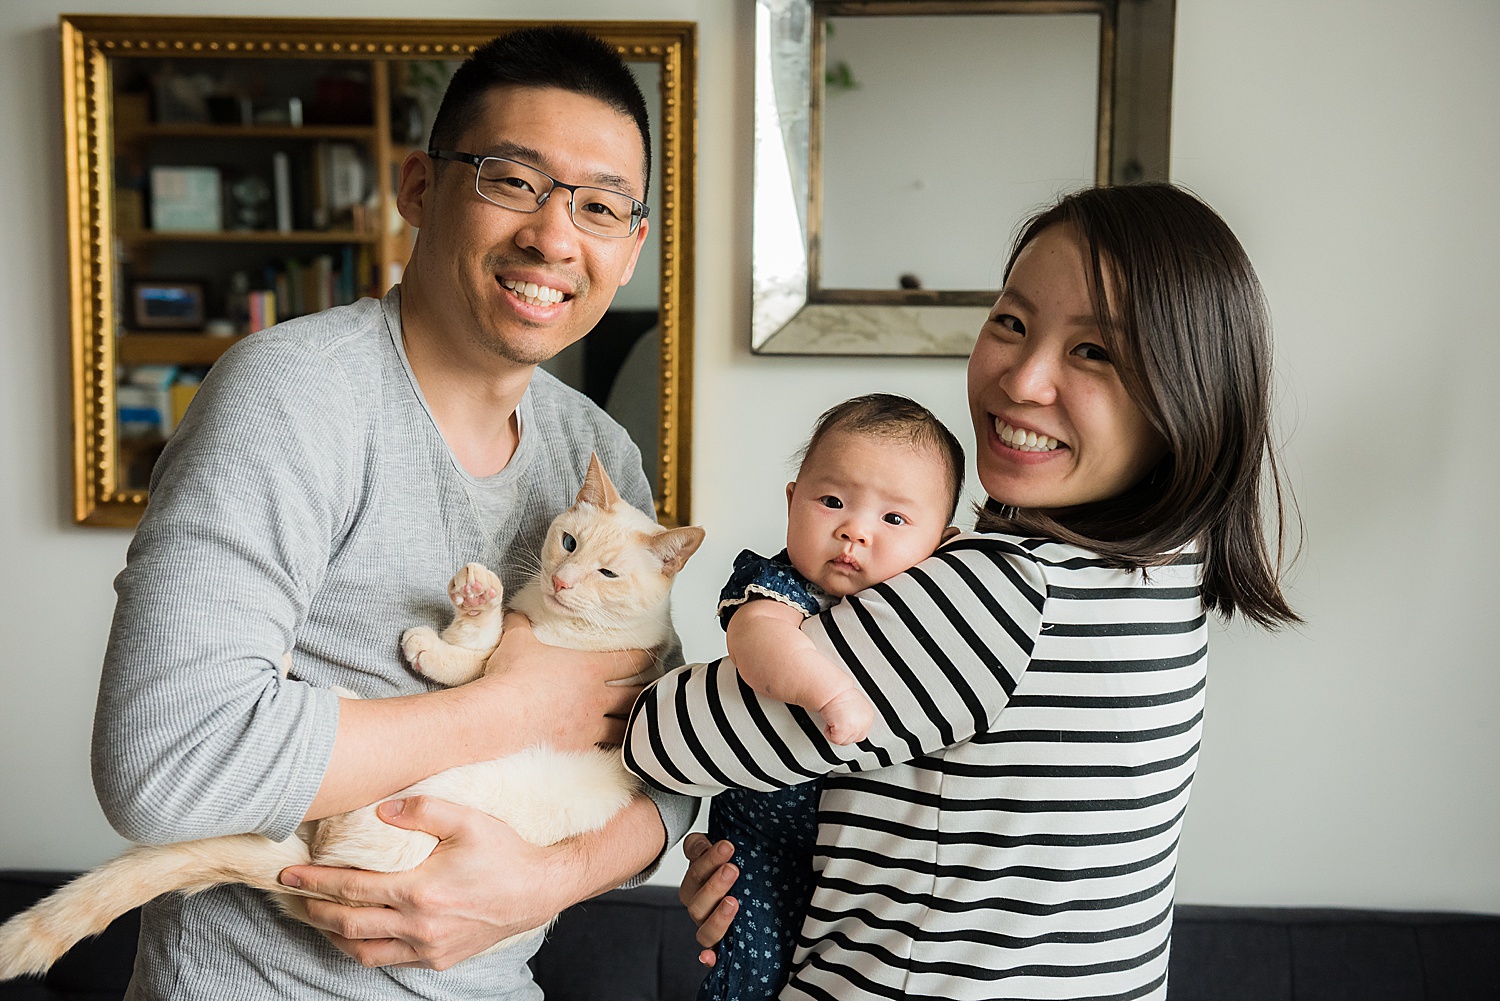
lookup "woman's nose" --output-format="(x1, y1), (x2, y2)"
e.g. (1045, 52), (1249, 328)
(998, 345), (1060, 406)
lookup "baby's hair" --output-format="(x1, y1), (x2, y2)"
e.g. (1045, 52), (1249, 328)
(799, 394), (966, 522)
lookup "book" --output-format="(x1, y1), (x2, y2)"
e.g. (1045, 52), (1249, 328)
(272, 151), (293, 233)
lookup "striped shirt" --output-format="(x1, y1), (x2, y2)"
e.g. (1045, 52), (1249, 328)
(624, 532), (1206, 1001)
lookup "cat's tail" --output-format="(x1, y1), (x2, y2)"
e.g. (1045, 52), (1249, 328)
(0, 833), (309, 981)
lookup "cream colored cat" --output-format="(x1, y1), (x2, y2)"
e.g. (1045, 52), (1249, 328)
(0, 455), (704, 980)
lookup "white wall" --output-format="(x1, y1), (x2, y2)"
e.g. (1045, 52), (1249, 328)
(1, 0), (1496, 914)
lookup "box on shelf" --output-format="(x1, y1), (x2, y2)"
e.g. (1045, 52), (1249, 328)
(149, 166), (222, 232)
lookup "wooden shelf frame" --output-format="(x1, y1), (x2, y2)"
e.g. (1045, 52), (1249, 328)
(119, 123), (377, 141)
(121, 229), (379, 245)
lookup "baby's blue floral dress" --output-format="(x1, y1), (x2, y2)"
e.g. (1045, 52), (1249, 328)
(699, 550), (834, 1001)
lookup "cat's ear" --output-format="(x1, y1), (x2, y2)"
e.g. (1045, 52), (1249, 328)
(577, 453), (624, 509)
(650, 525), (706, 575)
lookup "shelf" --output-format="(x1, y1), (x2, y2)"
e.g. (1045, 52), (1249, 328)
(121, 229), (377, 245)
(118, 332), (245, 365)
(119, 123), (376, 141)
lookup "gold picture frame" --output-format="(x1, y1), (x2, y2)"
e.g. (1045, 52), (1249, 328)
(60, 15), (696, 525)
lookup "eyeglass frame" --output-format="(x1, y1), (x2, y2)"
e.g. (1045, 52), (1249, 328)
(427, 148), (650, 239)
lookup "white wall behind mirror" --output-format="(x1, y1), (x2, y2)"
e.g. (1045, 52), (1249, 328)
(819, 13), (1099, 293)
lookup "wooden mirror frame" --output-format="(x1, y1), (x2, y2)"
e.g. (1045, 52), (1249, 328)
(60, 15), (696, 526)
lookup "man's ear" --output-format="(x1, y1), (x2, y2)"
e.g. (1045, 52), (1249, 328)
(616, 218), (649, 287)
(396, 150), (435, 229)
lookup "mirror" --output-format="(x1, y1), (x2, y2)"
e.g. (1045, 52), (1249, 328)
(752, 0), (1175, 355)
(61, 16), (696, 526)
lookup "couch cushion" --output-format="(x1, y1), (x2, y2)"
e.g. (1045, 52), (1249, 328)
(1170, 905), (1500, 1001)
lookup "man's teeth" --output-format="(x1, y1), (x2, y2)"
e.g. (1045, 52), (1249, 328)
(501, 278), (565, 306)
(995, 418), (1061, 452)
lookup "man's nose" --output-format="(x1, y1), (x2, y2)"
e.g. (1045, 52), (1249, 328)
(515, 191), (582, 261)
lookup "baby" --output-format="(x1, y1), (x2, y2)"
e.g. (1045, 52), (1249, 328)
(702, 393), (965, 1001)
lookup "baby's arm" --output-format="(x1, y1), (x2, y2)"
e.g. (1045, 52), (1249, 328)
(726, 600), (874, 745)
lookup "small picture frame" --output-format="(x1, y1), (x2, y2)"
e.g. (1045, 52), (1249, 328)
(128, 279), (207, 330)
(149, 165), (222, 231)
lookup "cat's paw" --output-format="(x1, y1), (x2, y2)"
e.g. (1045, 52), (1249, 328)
(448, 563), (503, 616)
(401, 625), (442, 674)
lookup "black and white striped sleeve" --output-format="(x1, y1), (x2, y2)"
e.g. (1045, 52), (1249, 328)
(624, 536), (1047, 797)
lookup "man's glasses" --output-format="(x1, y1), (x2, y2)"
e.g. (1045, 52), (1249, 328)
(429, 149), (649, 240)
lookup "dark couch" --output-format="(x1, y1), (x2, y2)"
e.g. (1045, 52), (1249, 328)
(3, 870), (1497, 1000)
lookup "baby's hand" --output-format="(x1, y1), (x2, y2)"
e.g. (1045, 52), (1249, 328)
(818, 687), (875, 745)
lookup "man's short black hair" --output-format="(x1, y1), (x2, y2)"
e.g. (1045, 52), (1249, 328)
(428, 25), (652, 199)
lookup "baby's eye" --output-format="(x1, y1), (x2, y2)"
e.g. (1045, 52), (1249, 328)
(883, 513), (907, 526)
(819, 496), (843, 509)
(598, 568), (618, 579)
(561, 532), (577, 552)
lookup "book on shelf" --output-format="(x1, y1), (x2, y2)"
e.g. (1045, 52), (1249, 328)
(311, 141), (369, 231)
(247, 289), (277, 333)
(272, 151), (293, 233)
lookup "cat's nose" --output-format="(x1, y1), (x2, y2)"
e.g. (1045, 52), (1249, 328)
(553, 574), (571, 592)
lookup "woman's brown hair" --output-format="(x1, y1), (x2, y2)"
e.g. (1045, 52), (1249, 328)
(976, 183), (1300, 627)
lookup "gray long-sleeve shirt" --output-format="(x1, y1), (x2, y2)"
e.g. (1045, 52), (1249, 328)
(94, 288), (697, 1000)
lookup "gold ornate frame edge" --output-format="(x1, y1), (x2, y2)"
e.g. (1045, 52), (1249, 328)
(60, 15), (696, 527)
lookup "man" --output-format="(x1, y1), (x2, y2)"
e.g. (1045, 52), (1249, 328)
(93, 26), (696, 1000)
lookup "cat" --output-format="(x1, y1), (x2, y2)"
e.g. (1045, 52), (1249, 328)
(0, 454), (705, 980)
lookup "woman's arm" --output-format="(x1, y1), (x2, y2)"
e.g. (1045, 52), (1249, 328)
(623, 536), (1047, 796)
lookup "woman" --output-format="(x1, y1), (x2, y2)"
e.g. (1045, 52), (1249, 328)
(623, 183), (1299, 1001)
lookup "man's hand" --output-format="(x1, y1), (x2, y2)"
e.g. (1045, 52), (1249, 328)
(281, 796), (569, 970)
(474, 613), (653, 750)
(678, 833), (740, 967)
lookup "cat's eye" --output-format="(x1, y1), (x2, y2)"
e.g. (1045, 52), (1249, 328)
(598, 568), (618, 579)
(561, 532), (577, 552)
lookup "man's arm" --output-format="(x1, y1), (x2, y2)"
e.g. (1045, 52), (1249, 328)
(303, 615), (648, 821)
(281, 792), (669, 970)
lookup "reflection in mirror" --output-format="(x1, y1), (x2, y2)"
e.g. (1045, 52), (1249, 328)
(62, 17), (695, 526)
(752, 0), (1175, 356)
(819, 14), (1099, 293)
